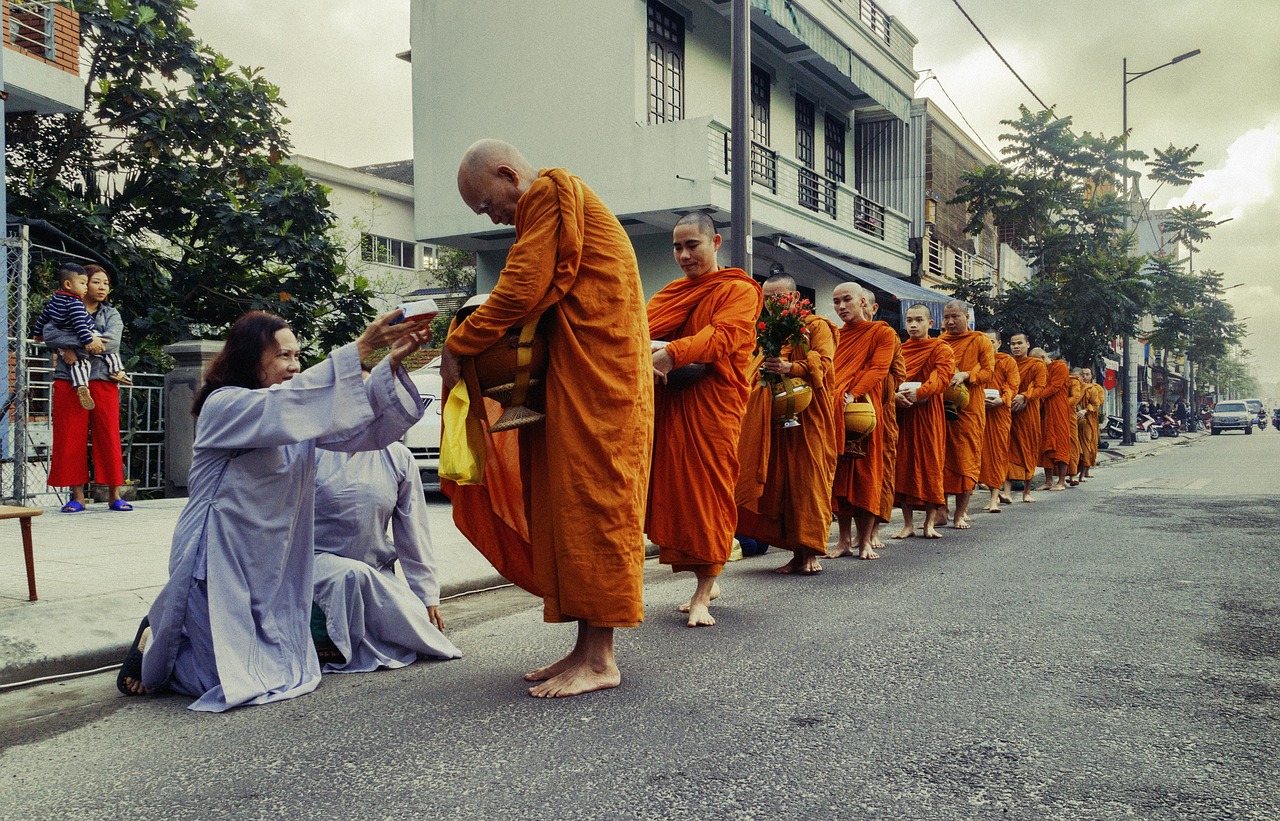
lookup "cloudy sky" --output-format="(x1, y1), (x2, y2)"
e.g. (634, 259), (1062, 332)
(187, 1), (1280, 386)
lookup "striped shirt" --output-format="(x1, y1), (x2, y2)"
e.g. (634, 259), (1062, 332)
(34, 290), (97, 346)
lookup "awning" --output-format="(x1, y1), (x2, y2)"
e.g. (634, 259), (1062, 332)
(782, 241), (951, 327)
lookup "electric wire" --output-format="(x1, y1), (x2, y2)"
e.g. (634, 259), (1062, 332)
(916, 70), (999, 159)
(947, 0), (1053, 113)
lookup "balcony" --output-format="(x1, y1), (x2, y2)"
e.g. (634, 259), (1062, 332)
(711, 121), (910, 259)
(2, 0), (83, 114)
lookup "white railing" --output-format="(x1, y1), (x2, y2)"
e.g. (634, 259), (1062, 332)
(7, 1), (56, 61)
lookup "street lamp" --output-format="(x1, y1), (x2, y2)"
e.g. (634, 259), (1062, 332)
(1119, 48), (1201, 446)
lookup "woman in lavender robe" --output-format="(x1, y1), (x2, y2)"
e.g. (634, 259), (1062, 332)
(118, 310), (430, 712)
(311, 441), (461, 672)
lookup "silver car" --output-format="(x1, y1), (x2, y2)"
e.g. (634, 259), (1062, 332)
(1210, 400), (1253, 435)
(404, 356), (444, 489)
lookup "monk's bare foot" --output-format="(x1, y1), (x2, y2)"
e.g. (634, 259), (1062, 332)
(872, 535), (886, 548)
(891, 526), (915, 540)
(524, 649), (584, 682)
(984, 504), (1002, 513)
(686, 603), (716, 627)
(678, 582), (720, 613)
(951, 518), (971, 529)
(1038, 483), (1053, 491)
(1050, 485), (1066, 492)
(528, 659), (621, 698)
(774, 555), (802, 574)
(800, 555), (823, 574)
(1022, 494), (1036, 503)
(858, 545), (880, 560)
(826, 540), (856, 558)
(922, 524), (943, 538)
(998, 493), (1013, 505)
(932, 509), (949, 526)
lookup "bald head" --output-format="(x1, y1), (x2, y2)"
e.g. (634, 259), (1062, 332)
(763, 272), (797, 298)
(832, 282), (865, 325)
(1030, 347), (1048, 362)
(675, 212), (717, 240)
(457, 139), (537, 226)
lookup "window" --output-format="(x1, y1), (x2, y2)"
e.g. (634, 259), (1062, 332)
(751, 65), (770, 146)
(825, 114), (846, 183)
(647, 1), (684, 124)
(795, 95), (815, 169)
(360, 233), (416, 269)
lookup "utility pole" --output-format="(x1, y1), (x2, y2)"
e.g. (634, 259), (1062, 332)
(730, 0), (751, 274)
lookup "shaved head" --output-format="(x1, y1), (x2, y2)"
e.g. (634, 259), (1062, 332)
(457, 139), (537, 225)
(458, 139), (534, 183)
(944, 299), (970, 314)
(762, 272), (797, 298)
(833, 282), (864, 300)
(675, 211), (718, 240)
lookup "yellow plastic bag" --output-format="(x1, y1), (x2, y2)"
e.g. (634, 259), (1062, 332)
(439, 381), (484, 485)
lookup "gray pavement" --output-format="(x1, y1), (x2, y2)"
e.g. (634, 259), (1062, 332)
(0, 430), (1202, 688)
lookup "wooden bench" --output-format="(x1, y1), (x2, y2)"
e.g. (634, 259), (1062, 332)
(1, 505), (44, 601)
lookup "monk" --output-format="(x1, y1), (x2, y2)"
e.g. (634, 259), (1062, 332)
(1006, 332), (1046, 503)
(938, 300), (994, 529)
(978, 329), (1019, 513)
(1076, 368), (1104, 481)
(1037, 350), (1072, 491)
(827, 283), (896, 560)
(736, 274), (839, 575)
(648, 213), (762, 627)
(874, 297), (906, 548)
(892, 304), (955, 540)
(1065, 368), (1085, 486)
(445, 140), (654, 698)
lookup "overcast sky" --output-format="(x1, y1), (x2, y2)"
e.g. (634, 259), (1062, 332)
(187, 1), (1280, 386)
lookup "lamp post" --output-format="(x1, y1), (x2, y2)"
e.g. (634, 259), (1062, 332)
(1120, 48), (1201, 445)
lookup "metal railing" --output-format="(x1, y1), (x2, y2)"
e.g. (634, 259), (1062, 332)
(7, 0), (56, 61)
(721, 132), (778, 193)
(851, 0), (891, 45)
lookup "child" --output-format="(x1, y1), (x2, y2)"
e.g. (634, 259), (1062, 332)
(32, 263), (131, 410)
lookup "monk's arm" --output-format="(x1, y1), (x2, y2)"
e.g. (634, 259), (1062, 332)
(664, 281), (759, 368)
(789, 320), (836, 390)
(1022, 365), (1047, 401)
(843, 328), (894, 398)
(1041, 366), (1066, 398)
(917, 344), (956, 399)
(447, 182), (559, 357)
(1000, 360), (1020, 404)
(970, 338), (995, 388)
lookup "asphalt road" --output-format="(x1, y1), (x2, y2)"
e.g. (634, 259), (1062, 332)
(2, 431), (1277, 820)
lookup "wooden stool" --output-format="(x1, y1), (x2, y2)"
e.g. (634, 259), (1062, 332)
(0, 505), (44, 601)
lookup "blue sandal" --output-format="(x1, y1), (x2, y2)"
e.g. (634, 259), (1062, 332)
(109, 499), (134, 512)
(60, 500), (85, 513)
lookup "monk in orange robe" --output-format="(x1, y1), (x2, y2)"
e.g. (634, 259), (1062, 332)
(1065, 368), (1085, 485)
(444, 140), (653, 698)
(891, 304), (956, 540)
(1037, 350), (1073, 491)
(648, 213), (762, 627)
(827, 283), (896, 560)
(737, 274), (839, 575)
(939, 300), (994, 529)
(1076, 368), (1104, 481)
(1006, 332), (1046, 503)
(978, 329), (1019, 513)
(857, 292), (905, 549)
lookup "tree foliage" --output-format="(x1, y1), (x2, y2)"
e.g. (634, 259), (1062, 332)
(427, 247), (477, 344)
(5, 0), (373, 366)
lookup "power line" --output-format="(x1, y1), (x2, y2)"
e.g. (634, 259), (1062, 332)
(947, 0), (1052, 113)
(916, 70), (999, 159)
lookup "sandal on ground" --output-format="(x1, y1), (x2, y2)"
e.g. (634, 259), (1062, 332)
(117, 617), (149, 696)
(109, 499), (134, 512)
(60, 500), (85, 513)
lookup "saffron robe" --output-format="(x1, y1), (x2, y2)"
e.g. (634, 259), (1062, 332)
(879, 341), (907, 522)
(312, 446), (461, 673)
(978, 352), (1020, 489)
(894, 336), (956, 507)
(1065, 376), (1085, 474)
(444, 169), (654, 628)
(829, 319), (897, 521)
(1080, 383), (1104, 468)
(648, 268), (762, 572)
(1040, 360), (1073, 467)
(737, 315), (840, 556)
(941, 330), (995, 495)
(141, 347), (422, 711)
(1007, 356), (1047, 482)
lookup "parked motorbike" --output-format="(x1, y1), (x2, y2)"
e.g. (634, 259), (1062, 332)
(1136, 411), (1159, 439)
(1158, 413), (1181, 438)
(1106, 415), (1124, 440)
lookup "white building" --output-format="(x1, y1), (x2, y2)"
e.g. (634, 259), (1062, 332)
(410, 0), (950, 325)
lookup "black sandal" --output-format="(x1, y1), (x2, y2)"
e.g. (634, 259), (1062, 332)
(116, 617), (149, 696)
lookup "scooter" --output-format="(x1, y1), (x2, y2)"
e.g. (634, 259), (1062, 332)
(1136, 412), (1159, 440)
(1158, 413), (1181, 438)
(1106, 415), (1124, 439)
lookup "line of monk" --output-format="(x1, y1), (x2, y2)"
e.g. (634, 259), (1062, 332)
(445, 139), (1105, 700)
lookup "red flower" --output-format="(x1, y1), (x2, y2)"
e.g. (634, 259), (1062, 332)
(758, 321), (767, 330)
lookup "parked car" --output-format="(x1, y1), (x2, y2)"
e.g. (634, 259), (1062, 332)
(1243, 398), (1266, 429)
(1210, 400), (1254, 435)
(403, 356), (444, 490)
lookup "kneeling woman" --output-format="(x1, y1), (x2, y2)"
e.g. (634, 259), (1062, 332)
(311, 397), (461, 671)
(119, 310), (429, 712)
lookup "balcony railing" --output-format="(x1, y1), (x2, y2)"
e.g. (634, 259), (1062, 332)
(8, 1), (55, 61)
(849, 0), (891, 45)
(712, 123), (909, 253)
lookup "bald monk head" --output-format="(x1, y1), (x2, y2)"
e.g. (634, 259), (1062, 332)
(1030, 347), (1048, 363)
(983, 328), (1002, 352)
(862, 290), (879, 321)
(942, 300), (971, 335)
(762, 272), (798, 298)
(672, 212), (722, 279)
(457, 139), (538, 226)
(1081, 368), (1094, 384)
(832, 282), (865, 325)
(904, 304), (933, 340)
(1009, 332), (1030, 358)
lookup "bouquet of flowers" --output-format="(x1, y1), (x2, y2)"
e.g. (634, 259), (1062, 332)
(756, 292), (813, 358)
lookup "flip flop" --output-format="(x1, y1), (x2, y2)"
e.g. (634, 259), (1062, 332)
(117, 617), (149, 696)
(109, 499), (134, 512)
(60, 500), (85, 513)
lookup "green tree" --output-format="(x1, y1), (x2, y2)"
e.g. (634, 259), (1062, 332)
(1160, 203), (1218, 270)
(4, 0), (372, 366)
(427, 247), (477, 344)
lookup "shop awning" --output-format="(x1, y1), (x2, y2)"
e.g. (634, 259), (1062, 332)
(782, 241), (952, 326)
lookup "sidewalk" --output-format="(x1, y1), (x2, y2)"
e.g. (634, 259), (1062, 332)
(0, 429), (1203, 688)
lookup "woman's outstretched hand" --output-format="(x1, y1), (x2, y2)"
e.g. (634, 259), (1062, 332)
(356, 309), (432, 370)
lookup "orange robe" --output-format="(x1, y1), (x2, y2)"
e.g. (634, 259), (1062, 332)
(978, 352), (1019, 489)
(1007, 357), (1047, 482)
(1079, 383), (1104, 467)
(1066, 375), (1084, 474)
(879, 341), (907, 522)
(443, 169), (653, 628)
(894, 337), (955, 507)
(941, 330), (995, 495)
(737, 315), (840, 556)
(1040, 360), (1072, 467)
(647, 268), (763, 574)
(829, 320), (897, 521)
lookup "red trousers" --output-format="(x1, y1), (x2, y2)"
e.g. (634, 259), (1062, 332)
(48, 379), (125, 488)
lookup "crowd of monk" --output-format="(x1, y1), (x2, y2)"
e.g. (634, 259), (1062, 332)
(444, 140), (1108, 699)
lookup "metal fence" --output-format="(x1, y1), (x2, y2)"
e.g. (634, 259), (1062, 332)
(2, 227), (164, 506)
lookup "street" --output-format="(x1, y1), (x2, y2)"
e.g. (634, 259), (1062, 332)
(1, 431), (1277, 820)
